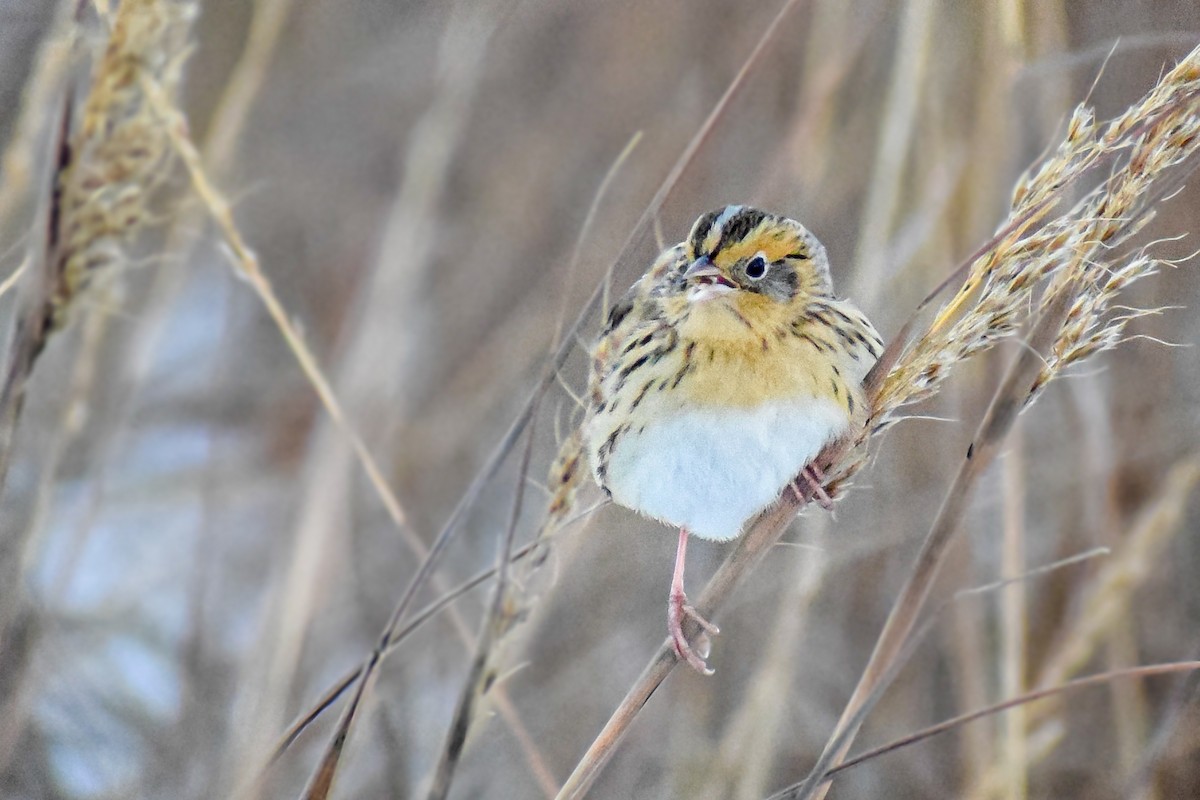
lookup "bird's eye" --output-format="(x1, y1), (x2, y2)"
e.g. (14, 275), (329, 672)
(745, 254), (769, 280)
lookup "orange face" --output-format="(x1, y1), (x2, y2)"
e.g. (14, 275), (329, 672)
(681, 206), (832, 311)
(668, 207), (830, 345)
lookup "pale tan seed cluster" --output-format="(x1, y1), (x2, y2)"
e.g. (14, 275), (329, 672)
(872, 44), (1200, 423)
(49, 0), (195, 329)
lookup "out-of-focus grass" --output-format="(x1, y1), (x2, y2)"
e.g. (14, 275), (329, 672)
(0, 1), (1198, 799)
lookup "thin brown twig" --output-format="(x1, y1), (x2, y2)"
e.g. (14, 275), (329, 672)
(265, 538), (542, 763)
(0, 86), (71, 504)
(1125, 641), (1200, 799)
(824, 662), (1200, 781)
(794, 287), (1073, 800)
(265, 500), (610, 763)
(761, 545), (1112, 800)
(426, 417), (538, 799)
(296, 648), (381, 800)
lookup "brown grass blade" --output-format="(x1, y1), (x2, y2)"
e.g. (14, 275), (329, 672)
(297, 653), (380, 800)
(823, 662), (1200, 783)
(425, 422), (537, 799)
(965, 454), (1200, 798)
(793, 284), (1071, 800)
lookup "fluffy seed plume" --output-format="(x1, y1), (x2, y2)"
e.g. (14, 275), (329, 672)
(0, 0), (197, 511)
(48, 0), (196, 331)
(870, 44), (1200, 429)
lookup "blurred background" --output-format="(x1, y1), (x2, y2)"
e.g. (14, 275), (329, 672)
(0, 0), (1199, 798)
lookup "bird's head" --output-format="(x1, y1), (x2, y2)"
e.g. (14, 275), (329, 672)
(680, 205), (833, 308)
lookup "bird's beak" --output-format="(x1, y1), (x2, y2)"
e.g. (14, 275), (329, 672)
(684, 256), (736, 302)
(685, 257), (737, 286)
(683, 256), (721, 281)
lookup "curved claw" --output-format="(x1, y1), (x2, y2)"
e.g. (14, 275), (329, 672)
(793, 463), (834, 510)
(668, 591), (719, 675)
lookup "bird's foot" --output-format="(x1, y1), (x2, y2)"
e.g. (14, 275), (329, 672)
(793, 463), (834, 511)
(668, 589), (719, 675)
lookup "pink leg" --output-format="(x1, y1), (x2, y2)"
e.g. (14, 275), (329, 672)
(792, 463), (834, 510)
(668, 528), (719, 675)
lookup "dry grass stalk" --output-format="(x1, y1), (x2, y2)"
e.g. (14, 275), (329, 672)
(263, 534), (552, 766)
(999, 433), (1029, 800)
(873, 58), (1200, 424)
(556, 42), (1200, 799)
(1067, 373), (1153, 780)
(967, 455), (1200, 799)
(852, 0), (935, 283)
(0, 305), (107, 770)
(765, 286), (1078, 800)
(801, 42), (1200, 800)
(139, 78), (418, 534)
(94, 0), (301, 493)
(704, 523), (829, 800)
(0, 0), (195, 776)
(554, 489), (819, 800)
(0, 0), (194, 487)
(0, 4), (308, 786)
(814, 660), (1200, 787)
(1126, 641), (1200, 800)
(226, 9), (508, 785)
(424, 426), (537, 800)
(137, 14), (564, 796)
(753, 546), (1113, 800)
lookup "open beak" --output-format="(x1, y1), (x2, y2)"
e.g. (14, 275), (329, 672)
(683, 256), (736, 301)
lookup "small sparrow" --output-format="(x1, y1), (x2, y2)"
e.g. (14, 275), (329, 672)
(584, 206), (882, 673)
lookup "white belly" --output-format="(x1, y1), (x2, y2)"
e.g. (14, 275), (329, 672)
(602, 399), (849, 541)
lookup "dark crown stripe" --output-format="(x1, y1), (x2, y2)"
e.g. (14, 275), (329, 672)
(688, 209), (722, 257)
(713, 208), (769, 256)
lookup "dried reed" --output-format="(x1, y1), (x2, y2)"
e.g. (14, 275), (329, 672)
(0, 0), (194, 773)
(0, 0), (194, 493)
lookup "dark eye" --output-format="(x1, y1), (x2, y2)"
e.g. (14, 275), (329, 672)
(745, 254), (769, 280)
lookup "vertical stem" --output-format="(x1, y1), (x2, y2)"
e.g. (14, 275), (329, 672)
(1000, 432), (1028, 800)
(803, 290), (1073, 800)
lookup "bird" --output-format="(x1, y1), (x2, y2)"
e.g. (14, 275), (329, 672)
(583, 205), (882, 674)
